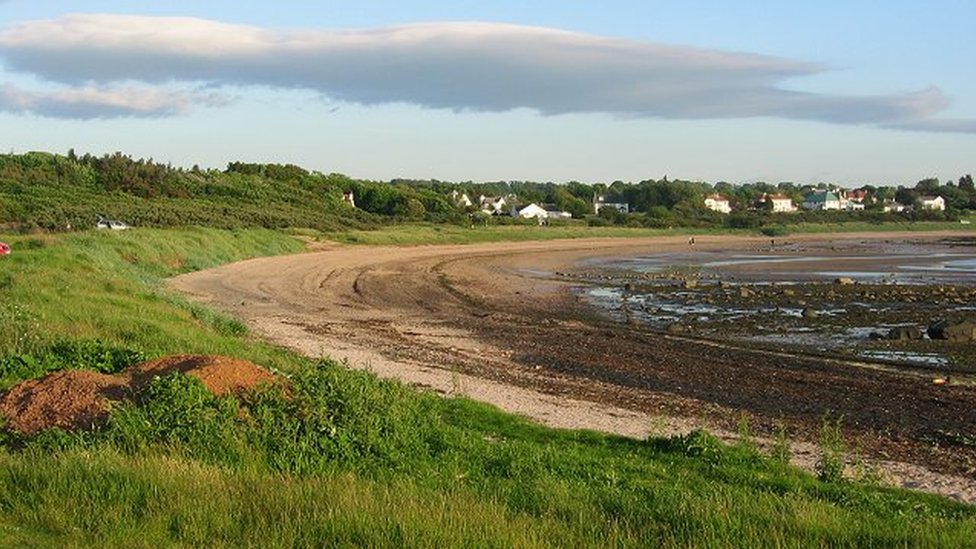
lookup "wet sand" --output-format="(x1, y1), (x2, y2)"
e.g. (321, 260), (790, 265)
(170, 231), (976, 504)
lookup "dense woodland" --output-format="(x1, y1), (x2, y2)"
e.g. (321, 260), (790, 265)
(0, 150), (971, 232)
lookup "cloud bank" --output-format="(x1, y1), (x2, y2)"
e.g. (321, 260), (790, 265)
(0, 13), (970, 132)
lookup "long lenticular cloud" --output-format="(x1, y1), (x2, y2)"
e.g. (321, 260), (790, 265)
(0, 13), (971, 132)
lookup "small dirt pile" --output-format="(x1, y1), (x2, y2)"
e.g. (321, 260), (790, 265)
(0, 355), (279, 435)
(128, 354), (279, 396)
(0, 370), (129, 434)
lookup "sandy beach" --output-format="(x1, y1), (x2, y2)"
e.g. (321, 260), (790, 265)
(170, 231), (976, 504)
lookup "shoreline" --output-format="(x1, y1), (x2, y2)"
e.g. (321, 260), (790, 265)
(170, 231), (976, 504)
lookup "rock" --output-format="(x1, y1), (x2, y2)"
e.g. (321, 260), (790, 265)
(801, 307), (818, 319)
(782, 288), (795, 297)
(886, 325), (923, 341)
(683, 279), (698, 290)
(624, 282), (635, 292)
(739, 287), (755, 298)
(666, 322), (690, 334)
(835, 277), (855, 285)
(927, 319), (976, 342)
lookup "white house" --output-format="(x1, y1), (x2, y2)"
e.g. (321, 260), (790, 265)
(835, 190), (865, 211)
(450, 190), (473, 208)
(766, 194), (797, 213)
(542, 204), (573, 219)
(479, 195), (509, 215)
(882, 200), (906, 213)
(593, 194), (629, 214)
(920, 195), (946, 211)
(512, 203), (549, 219)
(704, 194), (732, 214)
(802, 191), (841, 211)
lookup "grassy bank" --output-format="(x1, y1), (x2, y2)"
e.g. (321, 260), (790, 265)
(318, 219), (975, 246)
(0, 227), (974, 547)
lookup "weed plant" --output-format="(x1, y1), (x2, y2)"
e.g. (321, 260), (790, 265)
(817, 416), (847, 483)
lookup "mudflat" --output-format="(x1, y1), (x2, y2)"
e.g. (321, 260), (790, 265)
(170, 231), (976, 503)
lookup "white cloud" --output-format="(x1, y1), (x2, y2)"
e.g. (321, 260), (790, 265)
(0, 82), (227, 119)
(0, 13), (971, 131)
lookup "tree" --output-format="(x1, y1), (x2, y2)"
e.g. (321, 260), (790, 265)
(598, 206), (628, 225)
(404, 198), (426, 219)
(894, 187), (920, 209)
(552, 189), (591, 218)
(914, 177), (940, 194)
(959, 174), (974, 192)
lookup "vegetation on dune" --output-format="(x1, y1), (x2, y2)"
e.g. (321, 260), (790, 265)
(0, 228), (973, 547)
(2, 150), (973, 237)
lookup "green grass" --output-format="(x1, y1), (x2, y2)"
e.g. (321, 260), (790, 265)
(319, 222), (676, 245)
(0, 227), (302, 364)
(779, 219), (975, 235)
(317, 219), (975, 246)
(0, 227), (974, 547)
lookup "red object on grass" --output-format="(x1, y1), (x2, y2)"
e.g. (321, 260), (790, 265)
(0, 242), (10, 255)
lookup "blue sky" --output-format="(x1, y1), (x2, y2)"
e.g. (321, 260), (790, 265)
(0, 1), (973, 186)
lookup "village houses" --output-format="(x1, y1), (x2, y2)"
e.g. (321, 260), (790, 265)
(592, 194), (629, 214)
(920, 195), (946, 211)
(703, 194), (732, 214)
(764, 194), (797, 213)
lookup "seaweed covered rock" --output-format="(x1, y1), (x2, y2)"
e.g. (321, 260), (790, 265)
(927, 318), (976, 342)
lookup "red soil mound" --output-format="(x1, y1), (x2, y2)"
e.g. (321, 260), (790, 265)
(0, 355), (279, 435)
(0, 370), (129, 435)
(128, 354), (279, 396)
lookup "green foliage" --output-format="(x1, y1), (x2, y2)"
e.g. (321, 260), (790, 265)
(663, 429), (724, 465)
(772, 421), (792, 465)
(0, 152), (380, 231)
(2, 151), (973, 235)
(727, 212), (764, 229)
(760, 225), (791, 237)
(240, 361), (445, 474)
(817, 416), (847, 483)
(0, 227), (303, 366)
(0, 303), (42, 355)
(0, 339), (145, 390)
(108, 373), (243, 461)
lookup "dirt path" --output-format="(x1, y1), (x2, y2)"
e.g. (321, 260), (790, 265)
(170, 232), (976, 504)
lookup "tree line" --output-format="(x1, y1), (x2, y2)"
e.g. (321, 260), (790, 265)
(0, 150), (971, 232)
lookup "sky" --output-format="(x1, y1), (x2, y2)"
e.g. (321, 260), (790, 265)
(0, 1), (973, 187)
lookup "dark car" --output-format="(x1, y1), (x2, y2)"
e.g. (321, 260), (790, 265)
(0, 242), (10, 256)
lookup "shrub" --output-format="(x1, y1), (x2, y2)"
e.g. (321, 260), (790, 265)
(817, 416), (846, 482)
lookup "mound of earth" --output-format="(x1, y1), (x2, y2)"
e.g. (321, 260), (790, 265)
(0, 370), (129, 434)
(128, 354), (280, 396)
(0, 354), (279, 435)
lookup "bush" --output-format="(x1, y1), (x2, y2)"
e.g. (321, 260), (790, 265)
(760, 226), (791, 237)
